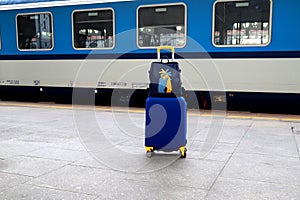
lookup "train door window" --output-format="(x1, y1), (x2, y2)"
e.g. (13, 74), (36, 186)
(213, 0), (272, 46)
(72, 9), (114, 49)
(16, 12), (53, 50)
(137, 3), (186, 48)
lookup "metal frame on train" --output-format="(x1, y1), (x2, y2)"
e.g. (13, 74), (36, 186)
(0, 0), (299, 114)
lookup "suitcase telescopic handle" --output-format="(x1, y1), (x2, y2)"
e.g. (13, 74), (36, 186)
(157, 46), (175, 62)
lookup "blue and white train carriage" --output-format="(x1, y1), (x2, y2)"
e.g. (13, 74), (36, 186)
(0, 0), (299, 113)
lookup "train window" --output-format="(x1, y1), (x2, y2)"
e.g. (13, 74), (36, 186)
(72, 9), (114, 49)
(213, 0), (272, 46)
(137, 3), (186, 48)
(16, 12), (53, 50)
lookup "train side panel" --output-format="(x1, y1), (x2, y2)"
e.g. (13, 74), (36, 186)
(0, 0), (299, 113)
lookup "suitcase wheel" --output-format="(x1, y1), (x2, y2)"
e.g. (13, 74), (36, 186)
(146, 151), (153, 158)
(145, 146), (154, 158)
(179, 146), (187, 158)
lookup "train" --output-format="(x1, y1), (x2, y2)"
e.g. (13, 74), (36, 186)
(0, 0), (299, 113)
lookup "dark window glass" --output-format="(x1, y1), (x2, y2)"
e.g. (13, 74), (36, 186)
(138, 4), (186, 47)
(214, 0), (271, 46)
(73, 9), (114, 49)
(17, 13), (53, 50)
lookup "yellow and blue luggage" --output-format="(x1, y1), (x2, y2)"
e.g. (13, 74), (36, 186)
(148, 47), (182, 97)
(145, 46), (187, 158)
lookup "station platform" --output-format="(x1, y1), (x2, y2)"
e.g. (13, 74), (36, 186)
(0, 101), (300, 199)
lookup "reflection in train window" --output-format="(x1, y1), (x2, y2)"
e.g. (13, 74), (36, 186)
(213, 0), (272, 46)
(137, 3), (186, 48)
(17, 12), (53, 50)
(72, 9), (114, 49)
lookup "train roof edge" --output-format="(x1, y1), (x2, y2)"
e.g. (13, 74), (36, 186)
(0, 0), (135, 10)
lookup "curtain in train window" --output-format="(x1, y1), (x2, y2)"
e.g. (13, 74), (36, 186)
(213, 0), (271, 46)
(17, 13), (53, 50)
(73, 9), (114, 49)
(138, 4), (186, 48)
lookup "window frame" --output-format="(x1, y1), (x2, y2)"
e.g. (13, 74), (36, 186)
(71, 7), (115, 50)
(212, 0), (273, 47)
(136, 2), (187, 49)
(16, 12), (54, 51)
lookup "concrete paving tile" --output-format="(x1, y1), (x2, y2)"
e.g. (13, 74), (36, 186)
(128, 159), (225, 190)
(254, 126), (294, 136)
(132, 153), (187, 173)
(291, 123), (300, 135)
(0, 156), (70, 177)
(250, 121), (292, 136)
(44, 138), (87, 151)
(116, 142), (147, 154)
(187, 116), (212, 140)
(189, 128), (209, 142)
(16, 130), (79, 147)
(0, 109), (75, 142)
(70, 155), (110, 170)
(32, 128), (77, 139)
(29, 165), (128, 196)
(189, 140), (237, 154)
(0, 107), (67, 124)
(190, 123), (241, 146)
(23, 147), (91, 162)
(206, 177), (300, 200)
(295, 135), (300, 145)
(93, 111), (141, 133)
(94, 179), (207, 200)
(95, 130), (133, 146)
(212, 142), (237, 153)
(251, 120), (292, 129)
(0, 183), (96, 200)
(295, 136), (300, 160)
(93, 113), (145, 144)
(0, 171), (32, 192)
(188, 150), (232, 162)
(0, 140), (44, 159)
(289, 122), (300, 156)
(236, 130), (299, 157)
(221, 153), (300, 186)
(222, 118), (253, 127)
(0, 125), (35, 141)
(216, 126), (247, 144)
(73, 112), (131, 149)
(87, 148), (175, 173)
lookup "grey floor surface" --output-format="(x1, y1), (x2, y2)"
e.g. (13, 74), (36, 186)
(0, 102), (300, 200)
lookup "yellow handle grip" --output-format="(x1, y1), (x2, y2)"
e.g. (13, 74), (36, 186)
(157, 46), (175, 54)
(157, 46), (175, 61)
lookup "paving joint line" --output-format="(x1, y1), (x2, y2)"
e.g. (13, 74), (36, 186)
(204, 120), (254, 197)
(290, 122), (300, 160)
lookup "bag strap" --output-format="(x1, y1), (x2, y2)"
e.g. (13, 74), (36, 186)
(161, 55), (169, 63)
(157, 46), (175, 62)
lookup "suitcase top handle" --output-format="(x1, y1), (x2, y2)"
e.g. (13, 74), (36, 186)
(157, 46), (175, 62)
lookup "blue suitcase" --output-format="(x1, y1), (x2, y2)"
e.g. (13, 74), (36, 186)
(145, 97), (187, 158)
(145, 46), (187, 158)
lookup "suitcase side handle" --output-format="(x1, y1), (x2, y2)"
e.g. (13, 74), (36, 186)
(157, 46), (175, 61)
